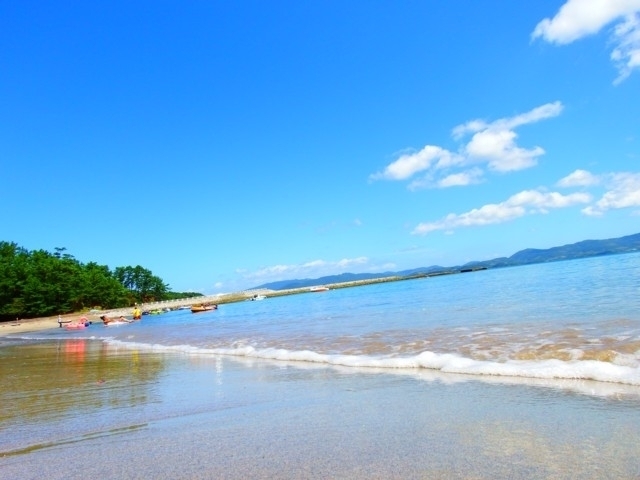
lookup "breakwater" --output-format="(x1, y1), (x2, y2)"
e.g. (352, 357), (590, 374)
(95, 271), (468, 319)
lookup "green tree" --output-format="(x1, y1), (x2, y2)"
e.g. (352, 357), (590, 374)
(114, 265), (168, 303)
(19, 249), (83, 317)
(0, 242), (175, 320)
(0, 242), (29, 318)
(77, 262), (129, 310)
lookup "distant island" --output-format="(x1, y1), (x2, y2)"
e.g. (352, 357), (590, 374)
(253, 232), (640, 291)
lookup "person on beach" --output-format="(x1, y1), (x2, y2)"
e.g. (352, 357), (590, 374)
(100, 315), (132, 324)
(132, 306), (142, 320)
(65, 316), (90, 329)
(57, 315), (70, 327)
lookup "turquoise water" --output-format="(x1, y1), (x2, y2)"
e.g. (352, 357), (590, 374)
(16, 251), (640, 390)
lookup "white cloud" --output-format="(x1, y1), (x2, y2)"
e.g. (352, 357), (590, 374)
(452, 102), (564, 138)
(557, 169), (601, 187)
(250, 264), (295, 277)
(302, 260), (327, 268)
(465, 129), (545, 172)
(435, 168), (484, 188)
(611, 13), (640, 83)
(369, 145), (459, 181)
(243, 256), (373, 281)
(582, 172), (640, 215)
(412, 190), (591, 235)
(460, 102), (563, 172)
(555, 169), (640, 215)
(370, 102), (562, 188)
(532, 0), (640, 83)
(336, 256), (368, 268)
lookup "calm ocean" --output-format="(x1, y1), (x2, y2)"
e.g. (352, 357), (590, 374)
(18, 251), (640, 393)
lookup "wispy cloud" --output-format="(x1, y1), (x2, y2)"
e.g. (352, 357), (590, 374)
(435, 168), (484, 189)
(370, 146), (462, 182)
(242, 256), (374, 282)
(412, 190), (591, 235)
(557, 169), (601, 187)
(455, 102), (564, 172)
(557, 169), (640, 215)
(581, 171), (640, 215)
(532, 0), (640, 84)
(370, 102), (563, 189)
(413, 169), (640, 234)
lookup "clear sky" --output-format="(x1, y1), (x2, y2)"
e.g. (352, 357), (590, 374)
(2, 1), (639, 294)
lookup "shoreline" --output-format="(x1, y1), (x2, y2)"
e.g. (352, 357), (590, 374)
(0, 314), (74, 336)
(0, 275), (410, 337)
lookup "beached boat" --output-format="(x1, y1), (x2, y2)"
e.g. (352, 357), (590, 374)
(191, 304), (218, 313)
(309, 286), (330, 292)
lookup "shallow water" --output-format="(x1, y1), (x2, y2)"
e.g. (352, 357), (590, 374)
(2, 341), (640, 479)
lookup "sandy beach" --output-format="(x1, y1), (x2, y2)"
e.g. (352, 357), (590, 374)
(0, 309), (135, 336)
(0, 316), (69, 336)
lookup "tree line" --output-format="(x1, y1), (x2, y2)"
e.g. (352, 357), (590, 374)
(0, 241), (201, 321)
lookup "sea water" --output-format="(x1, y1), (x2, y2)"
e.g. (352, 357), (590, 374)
(14, 251), (640, 391)
(3, 253), (640, 478)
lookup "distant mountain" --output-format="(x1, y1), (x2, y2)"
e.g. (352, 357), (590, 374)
(464, 232), (640, 269)
(252, 232), (640, 291)
(253, 272), (397, 291)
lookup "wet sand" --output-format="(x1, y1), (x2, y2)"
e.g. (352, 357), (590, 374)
(2, 339), (640, 479)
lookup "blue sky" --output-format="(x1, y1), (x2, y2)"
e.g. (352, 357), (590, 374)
(2, 1), (639, 294)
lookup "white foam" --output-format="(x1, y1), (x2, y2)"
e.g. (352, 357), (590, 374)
(104, 338), (640, 387)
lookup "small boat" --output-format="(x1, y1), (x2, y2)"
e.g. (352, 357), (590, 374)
(191, 304), (218, 313)
(309, 286), (330, 292)
(250, 294), (266, 301)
